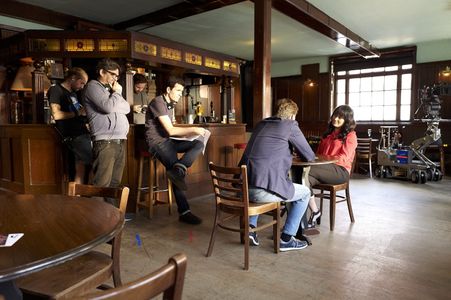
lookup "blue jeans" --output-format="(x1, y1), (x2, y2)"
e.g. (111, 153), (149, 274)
(249, 183), (310, 236)
(150, 139), (203, 214)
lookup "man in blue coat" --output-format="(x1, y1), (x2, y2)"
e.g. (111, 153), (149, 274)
(239, 98), (315, 251)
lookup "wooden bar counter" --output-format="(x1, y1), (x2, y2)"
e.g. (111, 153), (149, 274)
(127, 123), (246, 205)
(0, 124), (63, 194)
(0, 123), (246, 210)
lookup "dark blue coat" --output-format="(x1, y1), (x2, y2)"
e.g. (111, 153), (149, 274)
(240, 117), (315, 200)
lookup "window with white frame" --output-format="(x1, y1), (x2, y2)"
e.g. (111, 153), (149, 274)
(335, 64), (412, 121)
(332, 47), (416, 122)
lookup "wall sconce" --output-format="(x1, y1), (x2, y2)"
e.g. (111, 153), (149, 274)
(304, 78), (317, 87)
(439, 66), (451, 83)
(11, 58), (34, 92)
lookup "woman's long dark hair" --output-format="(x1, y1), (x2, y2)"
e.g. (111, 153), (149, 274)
(322, 105), (356, 142)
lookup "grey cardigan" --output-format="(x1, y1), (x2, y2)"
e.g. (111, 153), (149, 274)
(82, 80), (130, 141)
(239, 117), (315, 200)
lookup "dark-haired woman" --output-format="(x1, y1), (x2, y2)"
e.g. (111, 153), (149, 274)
(307, 105), (357, 226)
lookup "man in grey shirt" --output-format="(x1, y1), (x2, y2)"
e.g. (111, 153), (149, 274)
(83, 58), (130, 188)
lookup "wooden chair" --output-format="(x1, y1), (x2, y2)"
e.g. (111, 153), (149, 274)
(81, 253), (187, 300)
(355, 138), (376, 178)
(207, 162), (280, 270)
(312, 181), (355, 231)
(17, 182), (129, 299)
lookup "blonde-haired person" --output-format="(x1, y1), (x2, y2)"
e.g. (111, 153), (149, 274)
(49, 67), (92, 184)
(239, 98), (316, 251)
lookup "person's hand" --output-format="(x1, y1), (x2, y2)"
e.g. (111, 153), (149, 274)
(111, 81), (122, 95)
(133, 105), (142, 113)
(78, 106), (87, 116)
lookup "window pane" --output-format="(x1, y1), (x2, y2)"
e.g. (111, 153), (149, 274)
(400, 105), (410, 120)
(373, 76), (384, 91)
(385, 66), (398, 71)
(402, 64), (412, 69)
(349, 70), (360, 75)
(384, 75), (397, 90)
(373, 67), (384, 73)
(401, 90), (411, 104)
(337, 79), (346, 93)
(337, 93), (346, 106)
(372, 91), (384, 106)
(361, 68), (373, 74)
(361, 92), (372, 105)
(383, 105), (396, 120)
(349, 78), (360, 92)
(337, 71), (346, 76)
(349, 92), (360, 107)
(384, 90), (397, 105)
(402, 74), (412, 89)
(359, 106), (372, 120)
(361, 77), (372, 91)
(353, 106), (362, 120)
(372, 106), (383, 120)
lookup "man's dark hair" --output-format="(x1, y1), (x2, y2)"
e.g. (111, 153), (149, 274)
(96, 58), (121, 76)
(64, 67), (88, 81)
(133, 73), (147, 85)
(167, 76), (185, 90)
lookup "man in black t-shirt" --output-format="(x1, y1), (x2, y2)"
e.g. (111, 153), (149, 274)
(145, 76), (207, 225)
(49, 67), (92, 183)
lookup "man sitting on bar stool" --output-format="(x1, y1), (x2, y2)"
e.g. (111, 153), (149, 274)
(145, 76), (207, 225)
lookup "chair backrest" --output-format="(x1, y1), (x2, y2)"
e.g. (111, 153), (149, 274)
(208, 162), (249, 216)
(67, 182), (129, 214)
(83, 253), (187, 300)
(356, 138), (373, 156)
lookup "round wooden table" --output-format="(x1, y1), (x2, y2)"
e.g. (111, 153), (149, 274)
(0, 194), (124, 282)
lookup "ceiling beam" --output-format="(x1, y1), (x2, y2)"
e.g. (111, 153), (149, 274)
(0, 0), (109, 30)
(114, 0), (246, 31)
(272, 0), (380, 58)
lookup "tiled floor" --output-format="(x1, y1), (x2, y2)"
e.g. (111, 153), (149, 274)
(114, 175), (451, 299)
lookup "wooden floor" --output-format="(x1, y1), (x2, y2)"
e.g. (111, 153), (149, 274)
(111, 175), (451, 299)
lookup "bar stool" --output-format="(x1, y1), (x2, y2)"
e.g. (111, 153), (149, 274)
(136, 150), (173, 218)
(233, 143), (247, 166)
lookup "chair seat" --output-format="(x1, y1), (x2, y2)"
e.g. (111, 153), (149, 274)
(17, 251), (112, 299)
(313, 182), (348, 192)
(219, 201), (279, 216)
(312, 181), (354, 231)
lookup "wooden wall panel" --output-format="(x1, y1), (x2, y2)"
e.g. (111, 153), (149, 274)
(0, 125), (62, 194)
(28, 138), (57, 184)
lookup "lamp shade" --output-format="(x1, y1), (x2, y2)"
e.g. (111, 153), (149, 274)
(439, 66), (451, 83)
(11, 64), (34, 91)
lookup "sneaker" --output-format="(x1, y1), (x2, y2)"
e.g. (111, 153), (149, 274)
(124, 213), (134, 222)
(249, 231), (259, 246)
(167, 167), (187, 191)
(179, 212), (202, 225)
(280, 236), (308, 252)
(308, 210), (321, 226)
